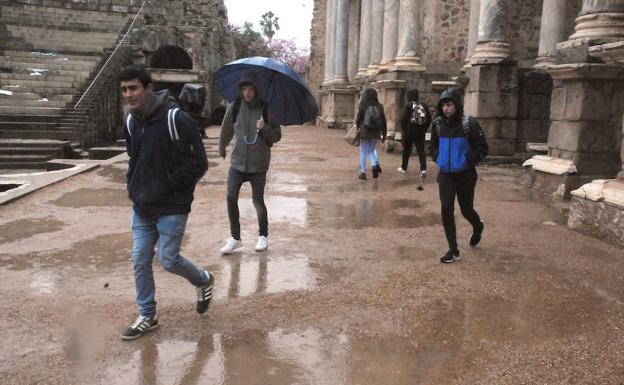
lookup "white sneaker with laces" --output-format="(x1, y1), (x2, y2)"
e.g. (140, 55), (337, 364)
(420, 170), (427, 178)
(397, 167), (407, 174)
(255, 236), (268, 251)
(220, 237), (242, 254)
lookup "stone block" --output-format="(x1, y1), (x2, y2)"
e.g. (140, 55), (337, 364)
(471, 92), (518, 118)
(501, 119), (517, 139)
(478, 118), (502, 139)
(465, 64), (518, 94)
(568, 196), (624, 248)
(518, 119), (549, 141)
(487, 139), (515, 156)
(549, 85), (566, 121)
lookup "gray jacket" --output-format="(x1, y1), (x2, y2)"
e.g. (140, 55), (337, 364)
(218, 74), (281, 173)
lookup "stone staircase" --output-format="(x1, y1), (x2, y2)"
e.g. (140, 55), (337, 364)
(0, 3), (130, 169)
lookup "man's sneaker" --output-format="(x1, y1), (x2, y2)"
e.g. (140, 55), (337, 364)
(196, 271), (214, 314)
(358, 173), (366, 180)
(470, 221), (485, 247)
(255, 235), (268, 251)
(420, 170), (427, 178)
(372, 165), (380, 179)
(376, 163), (382, 174)
(220, 237), (242, 254)
(121, 315), (159, 340)
(440, 249), (461, 263)
(397, 167), (407, 174)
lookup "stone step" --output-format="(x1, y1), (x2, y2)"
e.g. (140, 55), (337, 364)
(0, 129), (79, 140)
(0, 122), (63, 131)
(0, 98), (69, 108)
(0, 160), (51, 169)
(0, 114), (64, 123)
(0, 16), (126, 32)
(0, 78), (83, 89)
(0, 105), (68, 115)
(0, 55), (99, 67)
(0, 146), (65, 156)
(0, 59), (97, 71)
(1, 6), (129, 24)
(1, 51), (100, 61)
(0, 92), (73, 102)
(0, 72), (91, 83)
(6, 25), (119, 41)
(29, 45), (108, 54)
(0, 85), (80, 95)
(0, 139), (71, 148)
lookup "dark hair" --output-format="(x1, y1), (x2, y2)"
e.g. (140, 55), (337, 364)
(118, 64), (152, 87)
(358, 87), (379, 111)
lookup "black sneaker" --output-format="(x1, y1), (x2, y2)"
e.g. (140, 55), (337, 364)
(375, 163), (382, 174)
(440, 249), (461, 263)
(121, 315), (159, 340)
(196, 271), (214, 314)
(358, 173), (366, 180)
(469, 221), (485, 247)
(372, 166), (380, 179)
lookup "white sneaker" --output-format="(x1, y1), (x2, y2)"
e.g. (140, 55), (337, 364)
(255, 236), (268, 251)
(420, 170), (427, 178)
(397, 167), (407, 174)
(220, 237), (242, 254)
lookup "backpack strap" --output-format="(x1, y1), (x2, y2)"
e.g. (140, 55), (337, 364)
(462, 114), (471, 135)
(126, 114), (133, 137)
(167, 108), (181, 142)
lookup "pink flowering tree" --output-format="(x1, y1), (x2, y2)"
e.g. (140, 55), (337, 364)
(269, 38), (309, 75)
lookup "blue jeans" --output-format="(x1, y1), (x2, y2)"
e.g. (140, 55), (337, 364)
(131, 210), (208, 317)
(360, 138), (379, 172)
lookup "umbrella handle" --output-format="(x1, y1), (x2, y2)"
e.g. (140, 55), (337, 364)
(244, 130), (260, 145)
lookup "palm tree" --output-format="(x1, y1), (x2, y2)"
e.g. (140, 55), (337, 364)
(259, 11), (280, 46)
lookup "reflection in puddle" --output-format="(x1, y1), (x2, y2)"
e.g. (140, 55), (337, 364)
(214, 254), (333, 299)
(239, 196), (307, 226)
(307, 179), (415, 193)
(49, 188), (130, 207)
(268, 171), (307, 193)
(96, 165), (127, 184)
(0, 217), (65, 243)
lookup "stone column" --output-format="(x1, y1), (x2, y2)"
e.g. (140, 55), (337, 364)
(470, 0), (511, 64)
(323, 0), (337, 84)
(534, 0), (567, 68)
(570, 0), (624, 40)
(367, 0), (384, 74)
(357, 0), (372, 77)
(393, 0), (425, 71)
(465, 0), (481, 65)
(620, 115), (624, 180)
(379, 0), (399, 71)
(334, 0), (349, 83)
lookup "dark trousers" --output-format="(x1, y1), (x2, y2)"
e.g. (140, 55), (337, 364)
(437, 167), (481, 251)
(227, 167), (268, 240)
(401, 131), (427, 171)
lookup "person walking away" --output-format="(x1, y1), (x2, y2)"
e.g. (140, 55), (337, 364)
(218, 71), (282, 254)
(355, 88), (387, 180)
(398, 89), (431, 177)
(429, 88), (488, 263)
(120, 64), (214, 340)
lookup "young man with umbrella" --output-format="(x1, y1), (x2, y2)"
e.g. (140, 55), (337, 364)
(429, 88), (488, 263)
(218, 71), (282, 254)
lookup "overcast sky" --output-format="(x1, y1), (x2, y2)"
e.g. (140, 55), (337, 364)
(223, 0), (313, 50)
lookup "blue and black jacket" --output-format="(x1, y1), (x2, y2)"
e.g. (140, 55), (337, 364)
(429, 89), (488, 173)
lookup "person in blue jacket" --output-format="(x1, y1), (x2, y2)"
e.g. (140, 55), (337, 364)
(429, 88), (488, 263)
(120, 64), (214, 340)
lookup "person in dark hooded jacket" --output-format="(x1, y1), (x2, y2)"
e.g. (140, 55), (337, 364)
(120, 64), (214, 340)
(398, 88), (431, 176)
(218, 71), (281, 254)
(355, 88), (387, 180)
(429, 88), (488, 263)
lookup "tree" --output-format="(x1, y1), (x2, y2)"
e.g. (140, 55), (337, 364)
(259, 11), (280, 44)
(270, 38), (309, 75)
(228, 23), (270, 58)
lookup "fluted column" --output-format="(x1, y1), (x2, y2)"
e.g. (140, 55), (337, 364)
(357, 0), (372, 77)
(619, 116), (624, 180)
(367, 0), (384, 74)
(534, 0), (567, 68)
(470, 0), (511, 64)
(464, 0), (481, 65)
(569, 0), (624, 40)
(323, 0), (337, 84)
(393, 0), (425, 71)
(379, 0), (399, 71)
(334, 0), (349, 83)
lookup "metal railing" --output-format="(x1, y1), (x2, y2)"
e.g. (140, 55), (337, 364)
(65, 1), (147, 148)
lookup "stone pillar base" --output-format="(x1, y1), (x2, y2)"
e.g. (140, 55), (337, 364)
(391, 56), (426, 72)
(318, 85), (358, 129)
(372, 79), (407, 148)
(568, 179), (624, 247)
(470, 41), (511, 65)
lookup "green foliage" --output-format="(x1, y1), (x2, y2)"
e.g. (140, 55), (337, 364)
(259, 11), (280, 43)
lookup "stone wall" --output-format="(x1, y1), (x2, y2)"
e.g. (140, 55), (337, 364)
(516, 70), (553, 153)
(1, 0), (140, 13)
(308, 0), (327, 93)
(421, 0), (470, 72)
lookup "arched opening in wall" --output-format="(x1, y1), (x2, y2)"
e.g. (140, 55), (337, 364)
(150, 45), (193, 98)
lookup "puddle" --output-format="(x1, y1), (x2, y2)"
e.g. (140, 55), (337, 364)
(308, 199), (440, 229)
(49, 188), (131, 207)
(267, 172), (307, 193)
(96, 165), (127, 184)
(214, 254), (338, 299)
(238, 196), (308, 226)
(0, 217), (65, 243)
(100, 328), (454, 385)
(0, 183), (22, 192)
(307, 179), (418, 193)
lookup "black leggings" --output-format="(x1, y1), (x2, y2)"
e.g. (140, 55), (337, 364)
(437, 167), (481, 251)
(226, 167), (268, 240)
(401, 131), (427, 171)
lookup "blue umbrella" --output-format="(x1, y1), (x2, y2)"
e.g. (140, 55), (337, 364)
(213, 56), (318, 126)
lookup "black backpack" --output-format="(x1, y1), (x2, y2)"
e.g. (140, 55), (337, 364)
(363, 105), (382, 129)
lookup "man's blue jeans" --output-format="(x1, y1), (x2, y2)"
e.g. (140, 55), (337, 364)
(131, 210), (208, 317)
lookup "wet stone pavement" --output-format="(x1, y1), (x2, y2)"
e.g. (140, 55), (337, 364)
(1, 125), (624, 384)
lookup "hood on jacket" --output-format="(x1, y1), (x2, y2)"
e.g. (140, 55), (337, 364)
(406, 89), (419, 103)
(238, 71), (264, 105)
(133, 89), (176, 122)
(358, 88), (378, 111)
(437, 88), (463, 120)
